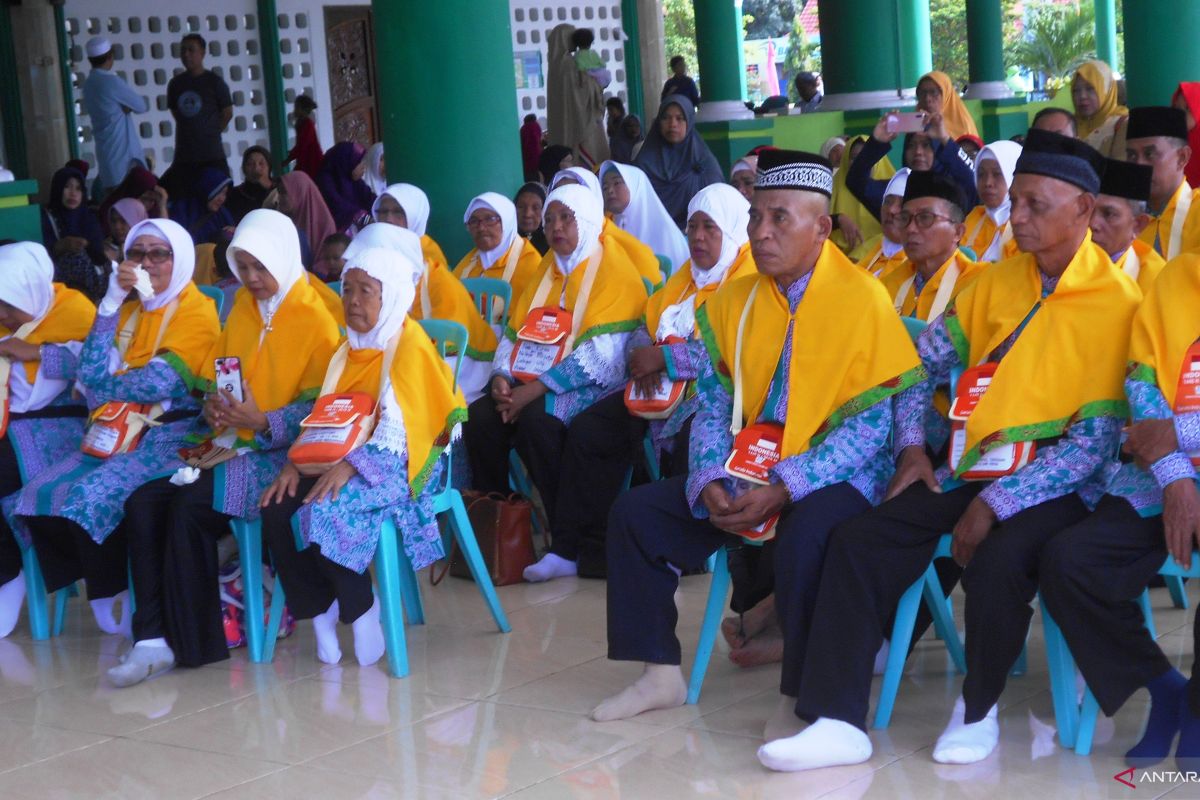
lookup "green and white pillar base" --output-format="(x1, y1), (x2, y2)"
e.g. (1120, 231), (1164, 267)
(819, 89), (911, 112)
(964, 81), (1012, 101)
(697, 100), (754, 122)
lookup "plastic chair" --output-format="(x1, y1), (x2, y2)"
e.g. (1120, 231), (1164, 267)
(19, 540), (72, 639)
(329, 280), (342, 297)
(655, 254), (673, 282)
(641, 277), (657, 296)
(198, 284), (225, 317)
(461, 277), (513, 330)
(687, 539), (764, 703)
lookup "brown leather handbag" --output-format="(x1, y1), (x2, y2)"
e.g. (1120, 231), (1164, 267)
(430, 491), (537, 587)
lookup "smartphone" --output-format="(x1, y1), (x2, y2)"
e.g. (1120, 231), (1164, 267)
(887, 111), (929, 134)
(214, 357), (244, 403)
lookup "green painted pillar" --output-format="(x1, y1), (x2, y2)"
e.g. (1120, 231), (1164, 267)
(53, 4), (79, 161)
(1094, 0), (1118, 72)
(620, 0), (645, 129)
(692, 0), (751, 121)
(896, 0), (932, 89)
(256, 0), (290, 170)
(1123, 1), (1200, 105)
(0, 3), (27, 177)
(372, 0), (521, 258)
(963, 0), (1010, 99)
(815, 0), (905, 110)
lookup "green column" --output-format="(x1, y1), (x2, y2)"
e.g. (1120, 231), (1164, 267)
(372, 0), (521, 258)
(0, 3), (27, 177)
(53, 4), (79, 161)
(963, 0), (1011, 99)
(620, 0), (645, 128)
(896, 0), (932, 89)
(1123, 1), (1200, 105)
(692, 0), (751, 120)
(815, 0), (905, 109)
(256, 0), (289, 170)
(1094, 0), (1118, 71)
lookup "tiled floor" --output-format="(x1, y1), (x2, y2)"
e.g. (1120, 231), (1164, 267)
(1, 571), (1198, 799)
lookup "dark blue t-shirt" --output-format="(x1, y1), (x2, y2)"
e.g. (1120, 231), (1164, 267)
(167, 70), (233, 163)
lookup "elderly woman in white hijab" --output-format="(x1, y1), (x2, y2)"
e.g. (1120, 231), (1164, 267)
(600, 161), (691, 275)
(14, 219), (220, 639)
(0, 243), (95, 638)
(730, 155), (758, 202)
(464, 183), (647, 582)
(624, 183), (756, 478)
(371, 182), (449, 271)
(856, 168), (912, 277)
(551, 166), (664, 286)
(363, 142), (387, 197)
(261, 246), (466, 668)
(452, 192), (543, 326)
(107, 210), (342, 686)
(961, 140), (1022, 262)
(821, 137), (847, 171)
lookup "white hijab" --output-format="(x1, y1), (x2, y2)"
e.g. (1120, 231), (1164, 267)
(372, 183), (431, 237)
(342, 222), (426, 283)
(881, 168), (912, 257)
(730, 155), (757, 178)
(543, 184), (603, 275)
(656, 184), (750, 340)
(550, 167), (603, 205)
(974, 140), (1022, 223)
(123, 219), (195, 311)
(225, 209), (306, 327)
(343, 247), (420, 352)
(601, 161), (690, 271)
(364, 143), (387, 196)
(463, 192), (518, 268)
(0, 242), (55, 322)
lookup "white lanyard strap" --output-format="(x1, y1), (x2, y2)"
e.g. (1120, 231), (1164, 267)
(892, 271), (917, 314)
(1123, 245), (1142, 282)
(116, 298), (179, 370)
(731, 280), (762, 436)
(1169, 185), (1193, 259)
(319, 333), (402, 398)
(927, 257), (963, 320)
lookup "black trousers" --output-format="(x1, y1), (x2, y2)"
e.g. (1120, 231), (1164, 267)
(0, 437), (26, 584)
(261, 476), (374, 624)
(465, 389), (643, 575)
(124, 473), (233, 666)
(606, 475), (871, 696)
(657, 417), (693, 480)
(24, 515), (129, 600)
(1039, 494), (1183, 715)
(796, 483), (1090, 729)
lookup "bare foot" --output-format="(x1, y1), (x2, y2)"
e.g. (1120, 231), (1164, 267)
(721, 594), (778, 649)
(729, 627), (785, 668)
(721, 617), (746, 649)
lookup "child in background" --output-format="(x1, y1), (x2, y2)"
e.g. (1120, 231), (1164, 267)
(317, 232), (350, 281)
(284, 95), (323, 179)
(572, 29), (611, 89)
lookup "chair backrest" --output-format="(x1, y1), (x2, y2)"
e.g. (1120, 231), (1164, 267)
(418, 318), (469, 391)
(900, 316), (926, 343)
(328, 280), (342, 297)
(655, 254), (672, 280)
(198, 284), (225, 317)
(641, 277), (656, 296)
(461, 277), (513, 330)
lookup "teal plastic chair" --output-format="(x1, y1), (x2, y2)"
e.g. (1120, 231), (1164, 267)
(641, 277), (656, 296)
(198, 284), (225, 317)
(329, 280), (342, 297)
(687, 538), (762, 703)
(19, 540), (72, 639)
(461, 277), (513, 330)
(227, 513), (275, 662)
(655, 254), (673, 282)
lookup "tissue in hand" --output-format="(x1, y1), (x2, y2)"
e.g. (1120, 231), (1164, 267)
(131, 266), (155, 299)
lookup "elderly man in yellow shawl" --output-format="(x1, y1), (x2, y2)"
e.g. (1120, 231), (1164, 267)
(1126, 107), (1200, 260)
(757, 130), (1140, 772)
(1090, 158), (1165, 294)
(588, 149), (923, 726)
(1039, 252), (1200, 767)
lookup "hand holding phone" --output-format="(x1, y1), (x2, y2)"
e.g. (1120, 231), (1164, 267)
(887, 111), (929, 134)
(214, 357), (244, 404)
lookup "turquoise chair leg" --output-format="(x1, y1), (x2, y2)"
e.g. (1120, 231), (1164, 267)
(922, 566), (966, 674)
(873, 570), (926, 729)
(643, 437), (661, 482)
(1039, 597), (1080, 748)
(260, 566), (286, 663)
(395, 552), (425, 626)
(1075, 688), (1102, 755)
(374, 518), (410, 678)
(507, 451), (544, 538)
(1141, 588), (1159, 639)
(21, 545), (51, 640)
(1012, 642), (1028, 677)
(52, 584), (75, 637)
(1166, 575), (1189, 610)
(687, 547), (730, 704)
(444, 489), (511, 633)
(232, 519), (267, 663)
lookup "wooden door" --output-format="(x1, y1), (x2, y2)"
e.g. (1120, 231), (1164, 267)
(325, 7), (379, 146)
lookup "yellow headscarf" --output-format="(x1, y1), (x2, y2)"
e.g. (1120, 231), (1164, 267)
(644, 243), (756, 337)
(1073, 60), (1128, 140)
(919, 71), (979, 140)
(831, 135), (894, 259)
(115, 282), (221, 389)
(697, 240), (924, 458)
(944, 234), (1140, 475)
(1128, 253), (1200, 406)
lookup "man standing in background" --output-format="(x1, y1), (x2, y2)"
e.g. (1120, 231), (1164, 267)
(82, 36), (148, 197)
(163, 33), (233, 195)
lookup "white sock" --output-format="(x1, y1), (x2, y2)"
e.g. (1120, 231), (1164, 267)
(106, 639), (175, 688)
(873, 639), (890, 676)
(590, 663), (687, 722)
(351, 595), (385, 667)
(0, 572), (25, 638)
(90, 592), (125, 635)
(763, 695), (803, 742)
(523, 553), (577, 583)
(757, 717), (873, 772)
(313, 600), (342, 665)
(933, 697), (999, 764)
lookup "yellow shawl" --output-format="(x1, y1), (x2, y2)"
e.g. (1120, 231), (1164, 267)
(3, 284), (95, 382)
(199, 278), (341, 445)
(881, 251), (984, 321)
(115, 282), (221, 389)
(697, 240), (924, 458)
(1115, 238), (1166, 297)
(856, 235), (907, 277)
(1128, 253), (1200, 406)
(411, 261), (498, 362)
(1138, 181), (1200, 260)
(308, 275), (346, 328)
(420, 234), (450, 273)
(332, 317), (467, 493)
(1074, 60), (1129, 141)
(602, 219), (664, 286)
(452, 236), (543, 303)
(920, 71), (979, 140)
(943, 233), (1140, 475)
(644, 244), (756, 337)
(832, 135), (893, 259)
(960, 206), (1019, 261)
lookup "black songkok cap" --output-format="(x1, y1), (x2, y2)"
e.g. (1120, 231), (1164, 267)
(755, 149), (834, 196)
(1098, 158), (1153, 202)
(902, 171), (967, 216)
(1126, 106), (1189, 142)
(1014, 129), (1104, 194)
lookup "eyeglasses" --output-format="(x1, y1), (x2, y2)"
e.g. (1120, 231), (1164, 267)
(898, 211), (955, 230)
(125, 247), (173, 265)
(466, 215), (502, 230)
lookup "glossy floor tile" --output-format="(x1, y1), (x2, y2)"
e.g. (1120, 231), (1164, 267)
(0, 569), (1196, 798)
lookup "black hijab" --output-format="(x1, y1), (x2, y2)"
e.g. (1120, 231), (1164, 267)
(634, 95), (724, 228)
(514, 182), (549, 255)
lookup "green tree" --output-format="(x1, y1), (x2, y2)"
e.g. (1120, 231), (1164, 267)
(1005, 0), (1097, 89)
(743, 0), (796, 39)
(785, 12), (821, 101)
(928, 0), (1023, 88)
(663, 0), (698, 80)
